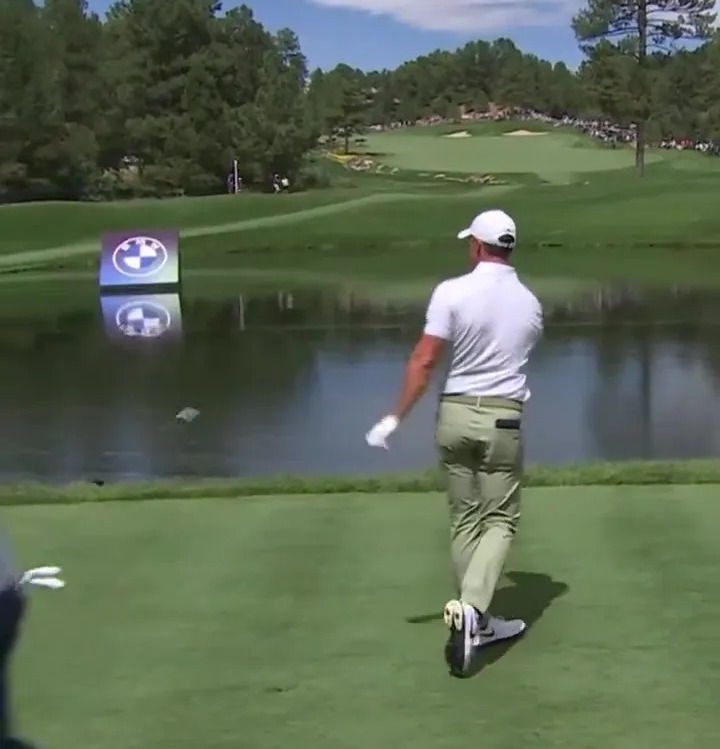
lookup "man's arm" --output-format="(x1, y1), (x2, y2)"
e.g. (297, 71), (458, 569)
(531, 298), (544, 345)
(391, 334), (446, 420)
(391, 282), (452, 419)
(365, 283), (452, 448)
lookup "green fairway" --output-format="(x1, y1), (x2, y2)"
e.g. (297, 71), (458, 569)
(3, 122), (720, 301)
(362, 128), (662, 181)
(0, 189), (369, 255)
(10, 485), (720, 749)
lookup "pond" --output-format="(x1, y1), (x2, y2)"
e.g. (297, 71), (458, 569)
(1, 284), (719, 481)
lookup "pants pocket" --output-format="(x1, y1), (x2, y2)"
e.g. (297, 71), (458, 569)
(486, 418), (522, 471)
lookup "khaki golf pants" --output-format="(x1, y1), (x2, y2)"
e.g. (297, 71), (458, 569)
(435, 395), (523, 614)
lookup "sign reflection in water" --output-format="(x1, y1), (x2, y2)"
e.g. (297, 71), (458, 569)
(100, 293), (184, 342)
(0, 284), (716, 481)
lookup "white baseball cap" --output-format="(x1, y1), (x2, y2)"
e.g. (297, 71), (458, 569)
(457, 209), (516, 249)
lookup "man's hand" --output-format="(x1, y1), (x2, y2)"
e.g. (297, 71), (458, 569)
(365, 415), (399, 450)
(365, 334), (444, 451)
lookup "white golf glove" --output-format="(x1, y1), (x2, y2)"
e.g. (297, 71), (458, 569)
(365, 415), (399, 450)
(19, 566), (65, 589)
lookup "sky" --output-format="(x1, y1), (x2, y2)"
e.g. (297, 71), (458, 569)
(87, 0), (585, 70)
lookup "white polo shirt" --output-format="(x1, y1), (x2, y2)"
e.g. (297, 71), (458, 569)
(423, 263), (543, 401)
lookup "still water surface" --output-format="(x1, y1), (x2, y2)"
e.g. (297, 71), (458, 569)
(1, 285), (720, 481)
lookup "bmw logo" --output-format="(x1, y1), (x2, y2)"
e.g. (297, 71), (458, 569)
(115, 300), (172, 338)
(112, 235), (168, 278)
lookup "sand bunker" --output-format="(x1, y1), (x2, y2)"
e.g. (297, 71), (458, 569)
(443, 131), (472, 138)
(504, 129), (547, 137)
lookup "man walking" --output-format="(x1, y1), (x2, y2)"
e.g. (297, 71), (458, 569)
(366, 209), (543, 678)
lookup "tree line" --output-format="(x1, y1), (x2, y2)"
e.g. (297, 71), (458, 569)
(0, 0), (716, 202)
(0, 0), (314, 202)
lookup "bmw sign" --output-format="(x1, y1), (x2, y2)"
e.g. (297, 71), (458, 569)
(99, 229), (179, 288)
(112, 235), (169, 278)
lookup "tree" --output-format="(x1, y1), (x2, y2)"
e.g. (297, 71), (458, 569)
(104, 0), (225, 195)
(322, 64), (369, 154)
(690, 38), (720, 141)
(253, 28), (316, 179)
(493, 39), (538, 108)
(572, 0), (715, 175)
(41, 0), (104, 198)
(211, 6), (296, 186)
(578, 41), (636, 124)
(6, 0), (720, 203)
(0, 0), (67, 201)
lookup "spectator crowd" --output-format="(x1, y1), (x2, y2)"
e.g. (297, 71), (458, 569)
(381, 106), (720, 157)
(509, 109), (720, 156)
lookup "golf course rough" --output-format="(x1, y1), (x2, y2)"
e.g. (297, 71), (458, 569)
(3, 459), (720, 506)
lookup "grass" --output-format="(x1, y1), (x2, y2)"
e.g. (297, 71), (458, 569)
(2, 121), (720, 304)
(170, 161), (720, 294)
(0, 189), (365, 253)
(361, 128), (661, 181)
(11, 484), (720, 749)
(3, 459), (720, 506)
(2, 124), (720, 748)
(2, 168), (720, 300)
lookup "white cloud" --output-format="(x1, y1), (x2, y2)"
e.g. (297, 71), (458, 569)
(306, 0), (577, 32)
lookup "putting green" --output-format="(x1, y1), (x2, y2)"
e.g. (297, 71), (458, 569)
(9, 485), (720, 749)
(363, 130), (663, 181)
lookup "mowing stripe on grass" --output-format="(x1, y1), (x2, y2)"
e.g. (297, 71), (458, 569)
(0, 187), (517, 271)
(0, 194), (388, 267)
